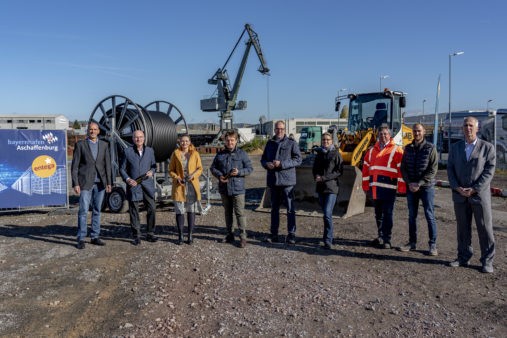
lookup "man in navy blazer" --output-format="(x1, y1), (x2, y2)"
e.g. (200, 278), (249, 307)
(447, 117), (496, 273)
(71, 122), (112, 249)
(120, 130), (158, 245)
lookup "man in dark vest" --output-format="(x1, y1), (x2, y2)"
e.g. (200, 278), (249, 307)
(399, 123), (438, 255)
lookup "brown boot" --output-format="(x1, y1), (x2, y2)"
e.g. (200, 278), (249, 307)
(239, 238), (247, 248)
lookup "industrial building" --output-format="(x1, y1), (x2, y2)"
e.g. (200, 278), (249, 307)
(0, 114), (69, 130)
(257, 117), (347, 141)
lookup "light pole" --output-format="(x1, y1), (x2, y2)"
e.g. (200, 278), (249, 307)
(421, 99), (427, 122)
(488, 99), (495, 152)
(448, 51), (464, 153)
(380, 75), (389, 91)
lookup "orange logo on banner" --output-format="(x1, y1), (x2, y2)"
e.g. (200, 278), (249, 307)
(32, 156), (57, 178)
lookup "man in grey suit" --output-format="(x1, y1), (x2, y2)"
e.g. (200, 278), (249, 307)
(71, 122), (112, 249)
(120, 130), (158, 246)
(447, 117), (496, 273)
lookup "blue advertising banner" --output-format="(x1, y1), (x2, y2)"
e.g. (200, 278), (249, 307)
(0, 130), (67, 209)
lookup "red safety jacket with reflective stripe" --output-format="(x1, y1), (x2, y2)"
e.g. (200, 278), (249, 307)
(362, 139), (406, 199)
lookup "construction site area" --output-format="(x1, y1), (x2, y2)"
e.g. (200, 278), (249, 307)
(1, 1), (507, 334)
(0, 155), (506, 336)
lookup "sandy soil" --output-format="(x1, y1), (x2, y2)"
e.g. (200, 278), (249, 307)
(0, 155), (505, 337)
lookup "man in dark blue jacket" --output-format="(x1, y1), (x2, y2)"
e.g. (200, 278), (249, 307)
(261, 121), (302, 244)
(120, 130), (158, 246)
(211, 130), (253, 248)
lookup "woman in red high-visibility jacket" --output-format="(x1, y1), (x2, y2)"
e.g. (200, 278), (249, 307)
(362, 125), (406, 249)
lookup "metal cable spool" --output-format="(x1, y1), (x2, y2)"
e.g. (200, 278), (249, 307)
(88, 95), (188, 213)
(89, 95), (187, 164)
(144, 100), (187, 162)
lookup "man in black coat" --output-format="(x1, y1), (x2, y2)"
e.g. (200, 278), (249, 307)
(399, 123), (439, 256)
(71, 122), (112, 249)
(120, 130), (158, 246)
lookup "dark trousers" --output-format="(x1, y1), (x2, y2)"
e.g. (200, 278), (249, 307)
(373, 198), (395, 243)
(406, 187), (437, 245)
(318, 193), (337, 245)
(221, 194), (247, 239)
(128, 193), (156, 239)
(454, 199), (495, 267)
(270, 185), (296, 236)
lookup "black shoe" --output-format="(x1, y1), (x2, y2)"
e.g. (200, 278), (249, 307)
(224, 234), (235, 243)
(177, 236), (183, 245)
(265, 235), (279, 243)
(133, 238), (141, 246)
(186, 232), (194, 245)
(323, 242), (332, 250)
(91, 238), (105, 246)
(77, 241), (85, 249)
(146, 235), (159, 243)
(287, 234), (296, 245)
(371, 237), (384, 247)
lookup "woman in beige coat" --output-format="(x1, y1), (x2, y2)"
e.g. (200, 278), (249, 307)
(169, 135), (203, 244)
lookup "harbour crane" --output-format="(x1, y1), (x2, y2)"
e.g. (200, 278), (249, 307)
(200, 23), (270, 145)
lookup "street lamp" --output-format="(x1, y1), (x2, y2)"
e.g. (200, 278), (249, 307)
(448, 51), (464, 153)
(421, 99), (427, 122)
(487, 99), (496, 152)
(380, 75), (389, 91)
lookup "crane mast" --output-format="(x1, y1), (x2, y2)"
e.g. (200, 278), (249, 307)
(200, 23), (269, 144)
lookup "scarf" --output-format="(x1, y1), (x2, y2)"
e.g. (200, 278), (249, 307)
(319, 144), (335, 154)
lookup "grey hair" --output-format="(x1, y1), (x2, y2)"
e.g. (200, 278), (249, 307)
(463, 116), (479, 127)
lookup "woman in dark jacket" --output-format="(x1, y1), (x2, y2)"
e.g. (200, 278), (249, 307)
(312, 132), (343, 249)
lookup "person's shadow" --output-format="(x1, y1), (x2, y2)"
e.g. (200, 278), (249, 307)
(0, 222), (134, 247)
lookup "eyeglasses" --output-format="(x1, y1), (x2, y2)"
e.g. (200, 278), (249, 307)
(275, 128), (285, 130)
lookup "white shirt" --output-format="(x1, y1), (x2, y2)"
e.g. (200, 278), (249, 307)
(465, 138), (478, 161)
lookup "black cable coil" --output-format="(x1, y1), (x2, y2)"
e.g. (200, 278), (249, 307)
(103, 105), (179, 163)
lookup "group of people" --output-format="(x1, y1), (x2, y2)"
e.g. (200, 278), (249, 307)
(71, 117), (496, 273)
(362, 117), (495, 273)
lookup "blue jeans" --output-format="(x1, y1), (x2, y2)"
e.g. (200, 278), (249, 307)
(270, 186), (296, 236)
(373, 198), (395, 243)
(406, 187), (437, 245)
(318, 193), (337, 245)
(77, 184), (105, 241)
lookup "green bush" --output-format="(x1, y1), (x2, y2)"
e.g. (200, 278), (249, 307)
(240, 138), (268, 152)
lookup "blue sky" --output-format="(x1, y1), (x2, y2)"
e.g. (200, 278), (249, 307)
(1, 0), (506, 125)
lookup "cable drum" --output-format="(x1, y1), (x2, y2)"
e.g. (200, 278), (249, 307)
(89, 95), (188, 175)
(143, 109), (179, 162)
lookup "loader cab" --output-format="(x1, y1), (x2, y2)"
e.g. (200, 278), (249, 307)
(345, 91), (405, 134)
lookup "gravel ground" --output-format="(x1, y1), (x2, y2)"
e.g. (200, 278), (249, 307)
(0, 155), (505, 336)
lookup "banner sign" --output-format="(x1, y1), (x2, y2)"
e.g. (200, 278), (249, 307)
(0, 129), (67, 209)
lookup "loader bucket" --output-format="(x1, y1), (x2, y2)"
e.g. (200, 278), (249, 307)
(257, 156), (365, 218)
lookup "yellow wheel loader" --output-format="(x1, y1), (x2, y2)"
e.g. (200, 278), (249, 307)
(258, 89), (413, 218)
